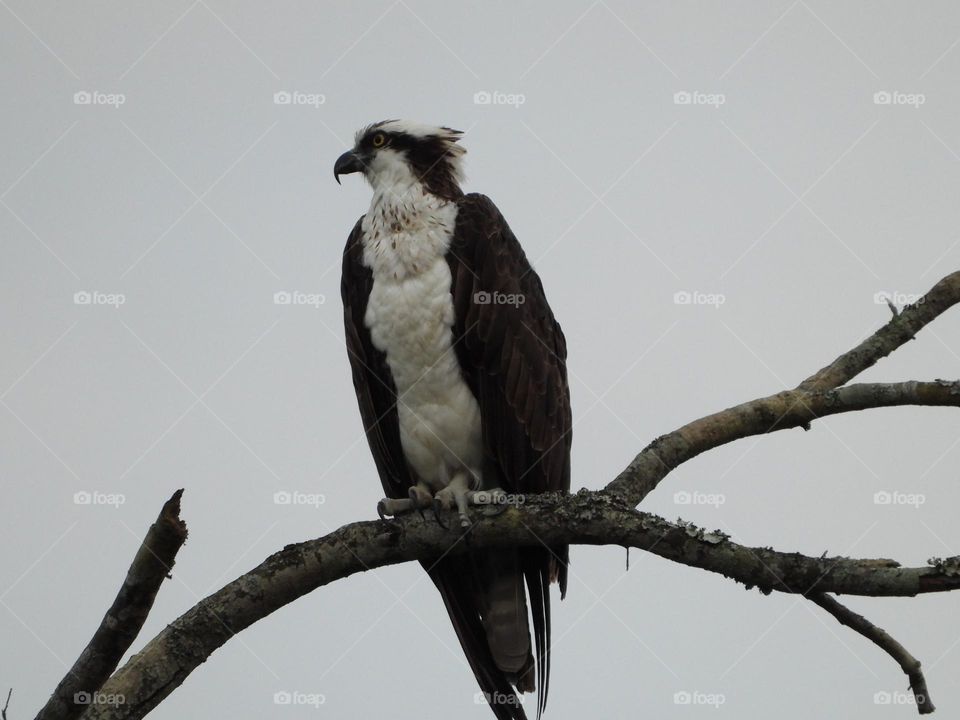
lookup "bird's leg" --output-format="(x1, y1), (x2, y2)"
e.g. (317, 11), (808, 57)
(377, 497), (414, 520)
(434, 471), (476, 528)
(376, 481), (434, 520)
(408, 482), (433, 520)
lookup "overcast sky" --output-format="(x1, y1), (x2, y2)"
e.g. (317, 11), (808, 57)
(3, 2), (960, 718)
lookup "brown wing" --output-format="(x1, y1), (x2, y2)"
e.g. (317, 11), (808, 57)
(447, 193), (573, 717)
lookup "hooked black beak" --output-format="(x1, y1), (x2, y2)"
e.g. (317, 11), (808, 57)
(334, 150), (364, 185)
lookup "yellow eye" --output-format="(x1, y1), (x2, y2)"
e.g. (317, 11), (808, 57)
(372, 133), (386, 147)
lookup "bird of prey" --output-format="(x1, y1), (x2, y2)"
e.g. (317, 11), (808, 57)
(335, 120), (571, 719)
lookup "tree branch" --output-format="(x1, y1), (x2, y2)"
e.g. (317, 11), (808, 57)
(605, 380), (960, 506)
(800, 271), (960, 391)
(37, 490), (187, 720)
(809, 592), (935, 714)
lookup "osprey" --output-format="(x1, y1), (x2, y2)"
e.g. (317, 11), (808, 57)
(335, 120), (571, 720)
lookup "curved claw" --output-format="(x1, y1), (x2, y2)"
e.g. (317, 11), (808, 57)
(377, 500), (389, 521)
(432, 498), (449, 529)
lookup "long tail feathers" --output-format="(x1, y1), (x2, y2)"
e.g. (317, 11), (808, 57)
(426, 545), (563, 720)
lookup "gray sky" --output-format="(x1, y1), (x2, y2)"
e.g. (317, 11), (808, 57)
(3, 2), (960, 718)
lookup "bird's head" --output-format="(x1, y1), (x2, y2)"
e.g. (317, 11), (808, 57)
(334, 120), (466, 200)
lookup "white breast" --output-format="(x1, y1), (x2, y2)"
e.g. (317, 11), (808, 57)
(361, 188), (483, 490)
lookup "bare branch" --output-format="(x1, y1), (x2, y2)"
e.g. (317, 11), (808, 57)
(800, 271), (960, 391)
(38, 490), (187, 720)
(809, 592), (935, 714)
(605, 380), (960, 506)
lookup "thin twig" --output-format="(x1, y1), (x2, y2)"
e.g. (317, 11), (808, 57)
(809, 593), (935, 714)
(800, 271), (960, 391)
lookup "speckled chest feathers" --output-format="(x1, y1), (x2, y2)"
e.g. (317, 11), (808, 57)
(360, 184), (483, 489)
